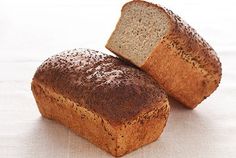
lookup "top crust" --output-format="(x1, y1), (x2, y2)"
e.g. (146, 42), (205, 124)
(33, 48), (167, 124)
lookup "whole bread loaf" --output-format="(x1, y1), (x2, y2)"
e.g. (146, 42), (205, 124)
(31, 48), (170, 157)
(106, 0), (222, 108)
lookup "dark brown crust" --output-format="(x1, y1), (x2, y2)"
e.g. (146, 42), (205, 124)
(33, 48), (167, 124)
(107, 0), (222, 108)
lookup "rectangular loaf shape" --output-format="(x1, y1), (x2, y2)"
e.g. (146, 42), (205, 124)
(31, 48), (170, 157)
(106, 0), (222, 108)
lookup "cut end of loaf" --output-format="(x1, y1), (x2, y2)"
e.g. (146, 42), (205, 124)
(106, 1), (170, 66)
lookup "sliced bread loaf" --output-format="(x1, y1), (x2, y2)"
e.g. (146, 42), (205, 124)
(106, 0), (222, 108)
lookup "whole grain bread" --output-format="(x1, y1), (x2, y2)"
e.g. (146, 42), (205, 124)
(106, 0), (222, 108)
(31, 48), (170, 157)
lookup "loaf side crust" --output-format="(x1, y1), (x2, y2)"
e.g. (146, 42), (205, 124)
(32, 80), (169, 157)
(139, 1), (222, 107)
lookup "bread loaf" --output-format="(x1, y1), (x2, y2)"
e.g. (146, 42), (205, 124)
(31, 48), (170, 157)
(106, 0), (222, 108)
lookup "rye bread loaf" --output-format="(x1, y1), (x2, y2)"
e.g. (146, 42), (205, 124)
(31, 48), (170, 157)
(106, 0), (222, 108)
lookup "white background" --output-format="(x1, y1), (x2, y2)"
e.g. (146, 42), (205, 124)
(0, 0), (236, 157)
